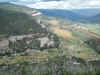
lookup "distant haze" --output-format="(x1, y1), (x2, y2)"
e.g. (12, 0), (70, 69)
(0, 0), (100, 9)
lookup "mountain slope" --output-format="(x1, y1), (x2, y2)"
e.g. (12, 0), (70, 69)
(0, 3), (60, 52)
(0, 3), (44, 35)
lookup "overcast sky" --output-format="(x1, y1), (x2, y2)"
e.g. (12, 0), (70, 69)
(0, 0), (100, 9)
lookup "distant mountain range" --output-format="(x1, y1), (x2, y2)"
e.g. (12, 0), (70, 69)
(88, 14), (100, 23)
(38, 9), (85, 21)
(1, 0), (100, 24)
(72, 9), (100, 24)
(72, 8), (100, 17)
(1, 2), (100, 24)
(38, 9), (100, 24)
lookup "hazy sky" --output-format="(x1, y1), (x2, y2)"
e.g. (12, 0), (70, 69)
(0, 0), (100, 9)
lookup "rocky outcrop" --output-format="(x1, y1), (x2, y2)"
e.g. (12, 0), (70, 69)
(8, 33), (59, 52)
(0, 3), (60, 56)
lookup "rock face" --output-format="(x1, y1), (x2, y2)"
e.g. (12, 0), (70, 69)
(9, 33), (59, 52)
(38, 37), (55, 48)
(0, 27), (59, 56)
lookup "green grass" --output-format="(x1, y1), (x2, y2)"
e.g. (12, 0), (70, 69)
(79, 23), (100, 35)
(95, 68), (100, 75)
(56, 27), (100, 61)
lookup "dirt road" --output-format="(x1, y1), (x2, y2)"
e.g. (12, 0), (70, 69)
(72, 26), (100, 40)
